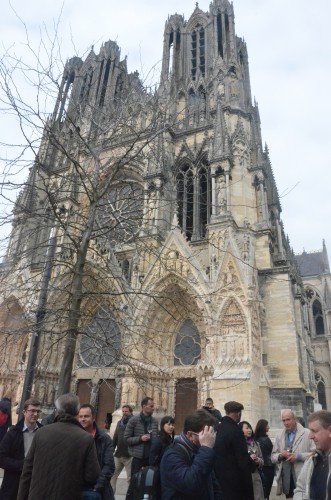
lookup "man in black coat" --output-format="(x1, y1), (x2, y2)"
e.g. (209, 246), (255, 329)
(214, 400), (256, 500)
(0, 398), (42, 500)
(79, 404), (115, 500)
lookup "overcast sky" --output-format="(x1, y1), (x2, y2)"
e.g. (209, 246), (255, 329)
(1, 0), (330, 256)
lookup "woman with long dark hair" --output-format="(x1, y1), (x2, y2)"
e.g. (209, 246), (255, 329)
(255, 419), (275, 500)
(149, 415), (175, 466)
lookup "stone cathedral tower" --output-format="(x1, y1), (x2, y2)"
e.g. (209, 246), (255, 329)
(0, 0), (330, 430)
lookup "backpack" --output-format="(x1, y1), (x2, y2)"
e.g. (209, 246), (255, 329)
(132, 465), (160, 500)
(132, 442), (191, 500)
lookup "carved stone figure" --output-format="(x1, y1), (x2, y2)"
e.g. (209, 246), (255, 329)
(147, 190), (157, 227)
(217, 176), (227, 214)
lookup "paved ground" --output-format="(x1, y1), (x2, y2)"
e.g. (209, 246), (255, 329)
(1, 468), (285, 499)
(113, 473), (285, 500)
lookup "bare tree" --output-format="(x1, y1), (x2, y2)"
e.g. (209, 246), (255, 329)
(0, 16), (221, 418)
(0, 4), (310, 432)
(0, 18), (185, 408)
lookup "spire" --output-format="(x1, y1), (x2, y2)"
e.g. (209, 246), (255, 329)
(322, 239), (330, 273)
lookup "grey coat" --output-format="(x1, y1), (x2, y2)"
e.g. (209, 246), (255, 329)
(124, 413), (158, 459)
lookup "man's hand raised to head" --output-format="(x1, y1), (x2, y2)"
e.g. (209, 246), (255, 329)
(199, 425), (216, 448)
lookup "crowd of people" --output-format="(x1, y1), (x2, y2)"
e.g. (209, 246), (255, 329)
(0, 394), (330, 500)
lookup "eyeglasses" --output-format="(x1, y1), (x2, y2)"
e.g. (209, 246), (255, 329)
(190, 429), (216, 436)
(26, 409), (41, 414)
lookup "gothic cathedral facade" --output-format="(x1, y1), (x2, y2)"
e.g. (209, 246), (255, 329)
(0, 0), (330, 429)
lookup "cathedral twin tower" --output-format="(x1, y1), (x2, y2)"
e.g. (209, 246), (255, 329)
(2, 0), (330, 428)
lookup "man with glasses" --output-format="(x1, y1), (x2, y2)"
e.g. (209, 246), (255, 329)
(160, 409), (221, 500)
(214, 400), (256, 500)
(0, 398), (42, 500)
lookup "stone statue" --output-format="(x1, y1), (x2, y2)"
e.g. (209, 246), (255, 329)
(229, 71), (239, 99)
(147, 190), (157, 227)
(217, 176), (227, 214)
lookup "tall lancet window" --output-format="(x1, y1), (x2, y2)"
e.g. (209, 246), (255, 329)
(176, 162), (211, 241)
(169, 31), (174, 75)
(191, 31), (197, 80)
(58, 72), (75, 122)
(80, 67), (93, 104)
(199, 28), (205, 76)
(99, 58), (111, 107)
(177, 165), (194, 240)
(198, 165), (211, 237)
(191, 26), (205, 80)
(313, 299), (325, 335)
(217, 13), (223, 57)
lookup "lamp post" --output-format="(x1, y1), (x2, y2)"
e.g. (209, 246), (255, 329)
(19, 231), (57, 414)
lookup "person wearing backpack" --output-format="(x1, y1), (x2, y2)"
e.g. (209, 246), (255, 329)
(124, 397), (158, 500)
(160, 409), (222, 500)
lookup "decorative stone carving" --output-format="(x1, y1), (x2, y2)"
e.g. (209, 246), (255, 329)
(174, 320), (201, 366)
(217, 176), (227, 214)
(146, 189), (157, 228)
(218, 300), (249, 364)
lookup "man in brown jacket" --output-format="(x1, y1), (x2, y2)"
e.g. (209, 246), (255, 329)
(17, 393), (100, 500)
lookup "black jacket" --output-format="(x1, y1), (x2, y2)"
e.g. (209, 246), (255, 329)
(149, 434), (173, 466)
(256, 435), (274, 467)
(94, 423), (115, 500)
(214, 416), (255, 500)
(112, 416), (132, 458)
(0, 419), (41, 500)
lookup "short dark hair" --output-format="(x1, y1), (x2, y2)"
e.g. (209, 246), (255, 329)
(224, 401), (244, 414)
(122, 404), (133, 413)
(141, 397), (153, 408)
(205, 398), (213, 404)
(183, 409), (217, 434)
(308, 410), (331, 429)
(23, 398), (41, 411)
(80, 404), (96, 417)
